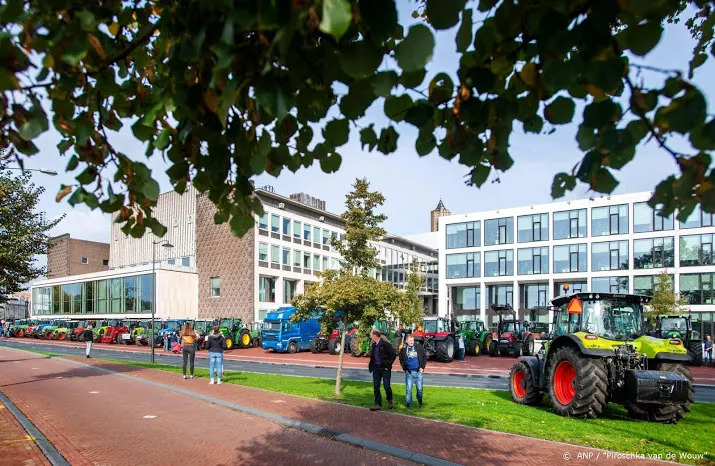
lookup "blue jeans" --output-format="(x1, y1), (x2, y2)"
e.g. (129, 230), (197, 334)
(163, 337), (169, 351)
(458, 348), (465, 360)
(209, 352), (224, 379)
(706, 349), (713, 365)
(405, 371), (423, 407)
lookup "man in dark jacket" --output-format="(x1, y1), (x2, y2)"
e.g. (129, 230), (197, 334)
(83, 325), (94, 358)
(398, 334), (426, 408)
(205, 326), (227, 384)
(368, 329), (396, 411)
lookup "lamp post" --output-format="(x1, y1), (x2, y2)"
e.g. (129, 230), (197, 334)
(5, 167), (58, 176)
(151, 239), (173, 363)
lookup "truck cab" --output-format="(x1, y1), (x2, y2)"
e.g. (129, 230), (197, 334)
(261, 307), (320, 354)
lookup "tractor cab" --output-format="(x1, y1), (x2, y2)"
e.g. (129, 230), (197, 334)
(652, 314), (702, 366)
(455, 317), (491, 355)
(213, 318), (252, 349)
(489, 304), (534, 357)
(411, 316), (456, 363)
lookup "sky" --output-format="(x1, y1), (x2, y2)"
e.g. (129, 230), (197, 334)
(11, 4), (715, 257)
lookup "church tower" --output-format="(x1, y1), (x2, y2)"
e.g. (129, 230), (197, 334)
(430, 199), (450, 232)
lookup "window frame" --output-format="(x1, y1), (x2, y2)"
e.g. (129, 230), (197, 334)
(210, 276), (221, 297)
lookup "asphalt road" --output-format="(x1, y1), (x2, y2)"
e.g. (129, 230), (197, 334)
(2, 339), (713, 402)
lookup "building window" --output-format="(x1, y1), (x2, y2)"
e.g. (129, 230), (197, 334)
(484, 249), (513, 277)
(259, 213), (268, 230)
(487, 284), (513, 308)
(553, 244), (587, 273)
(282, 247), (291, 265)
(168, 258), (175, 265)
(591, 276), (629, 294)
(303, 252), (311, 269)
(591, 240), (629, 271)
(554, 280), (586, 296)
(293, 221), (302, 239)
(271, 245), (280, 264)
(445, 221), (481, 249)
(259, 243), (268, 261)
(680, 273), (713, 304)
(446, 252), (481, 279)
(102, 259), (109, 266)
(81, 257), (88, 264)
(313, 226), (321, 243)
(517, 214), (549, 243)
(304, 223), (311, 241)
(453, 286), (480, 312)
(283, 279), (297, 303)
(96, 280), (107, 313)
(517, 247), (549, 275)
(313, 254), (321, 271)
(322, 229), (330, 245)
(124, 276), (137, 313)
(259, 276), (276, 303)
(181, 257), (190, 267)
(633, 202), (674, 232)
(634, 237), (675, 269)
(332, 257), (339, 270)
(293, 250), (301, 267)
(680, 234), (713, 267)
(271, 214), (280, 233)
(139, 274), (152, 312)
(210, 277), (221, 297)
(634, 274), (673, 297)
(520, 283), (548, 309)
(680, 205), (714, 229)
(553, 209), (587, 240)
(110, 278), (122, 313)
(83, 282), (94, 314)
(322, 256), (329, 270)
(591, 204), (628, 236)
(282, 217), (291, 235)
(484, 217), (514, 246)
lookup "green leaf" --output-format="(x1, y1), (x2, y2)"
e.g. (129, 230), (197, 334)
(656, 89), (707, 134)
(617, 22), (663, 57)
(404, 101), (434, 127)
(66, 155), (79, 171)
(229, 210), (255, 237)
(339, 41), (384, 80)
(323, 119), (350, 147)
(319, 152), (343, 173)
(545, 97), (575, 125)
(551, 172), (576, 198)
(320, 0), (352, 40)
(426, 0), (464, 30)
(399, 70), (426, 88)
(576, 125), (597, 150)
(626, 119), (649, 145)
(141, 178), (161, 202)
(583, 99), (621, 128)
(469, 164), (490, 186)
(18, 113), (48, 140)
(478, 0), (498, 12)
(523, 116), (543, 134)
(132, 121), (154, 142)
(340, 79), (374, 119)
(377, 126), (399, 154)
(371, 71), (398, 97)
(360, 126), (378, 151)
(76, 10), (97, 32)
(429, 73), (454, 104)
(359, 0), (398, 41)
(384, 94), (413, 122)
(591, 168), (619, 194)
(689, 120), (715, 151)
(456, 8), (473, 52)
(296, 125), (314, 152)
(148, 218), (168, 238)
(396, 24), (435, 73)
(154, 128), (171, 150)
(76, 167), (96, 185)
(254, 77), (294, 120)
(416, 128), (436, 156)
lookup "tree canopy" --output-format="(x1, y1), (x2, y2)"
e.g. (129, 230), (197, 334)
(647, 271), (688, 317)
(1, 0), (715, 236)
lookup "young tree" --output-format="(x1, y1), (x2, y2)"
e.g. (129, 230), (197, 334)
(647, 272), (688, 318)
(1, 1), (714, 237)
(0, 163), (63, 302)
(395, 259), (426, 328)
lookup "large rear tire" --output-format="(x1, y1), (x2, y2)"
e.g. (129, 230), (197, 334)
(238, 330), (251, 349)
(310, 339), (320, 354)
(523, 335), (535, 357)
(434, 337), (455, 363)
(510, 361), (543, 406)
(547, 346), (608, 419)
(328, 339), (340, 355)
(350, 335), (362, 357)
(489, 339), (498, 357)
(687, 340), (703, 366)
(511, 342), (523, 358)
(482, 335), (493, 355)
(466, 338), (480, 356)
(626, 362), (693, 424)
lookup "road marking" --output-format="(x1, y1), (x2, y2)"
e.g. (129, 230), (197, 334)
(272, 400), (286, 403)
(56, 376), (63, 379)
(89, 391), (99, 394)
(31, 367), (39, 370)
(142, 415), (157, 419)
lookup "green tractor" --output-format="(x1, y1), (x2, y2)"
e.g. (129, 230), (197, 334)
(349, 319), (403, 357)
(51, 321), (80, 340)
(9, 319), (32, 337)
(455, 317), (492, 356)
(249, 321), (262, 348)
(214, 318), (253, 349)
(651, 315), (703, 366)
(510, 292), (694, 423)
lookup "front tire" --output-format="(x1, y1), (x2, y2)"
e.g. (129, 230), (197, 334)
(466, 338), (480, 356)
(434, 337), (455, 363)
(328, 339), (340, 355)
(523, 335), (535, 357)
(547, 346), (608, 419)
(350, 335), (362, 357)
(489, 339), (498, 357)
(687, 340), (703, 366)
(482, 335), (493, 355)
(310, 339), (320, 354)
(626, 362), (694, 424)
(510, 361), (542, 405)
(239, 330), (251, 349)
(511, 342), (523, 358)
(225, 337), (234, 350)
(288, 341), (298, 354)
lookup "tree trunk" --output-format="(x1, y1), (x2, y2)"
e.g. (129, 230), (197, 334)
(334, 328), (348, 396)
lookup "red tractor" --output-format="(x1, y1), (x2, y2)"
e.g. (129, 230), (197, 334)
(412, 316), (456, 363)
(488, 304), (535, 358)
(101, 320), (132, 344)
(311, 323), (356, 355)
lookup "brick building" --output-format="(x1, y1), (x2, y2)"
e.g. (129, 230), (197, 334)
(47, 234), (110, 278)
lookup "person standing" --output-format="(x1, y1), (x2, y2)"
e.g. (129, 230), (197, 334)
(205, 326), (227, 384)
(705, 335), (713, 366)
(399, 334), (426, 408)
(457, 335), (466, 361)
(180, 322), (199, 379)
(83, 325), (93, 358)
(368, 329), (396, 411)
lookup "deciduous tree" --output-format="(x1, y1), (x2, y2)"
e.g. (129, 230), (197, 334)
(647, 272), (688, 318)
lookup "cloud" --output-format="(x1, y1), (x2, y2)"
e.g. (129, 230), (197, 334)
(50, 209), (111, 243)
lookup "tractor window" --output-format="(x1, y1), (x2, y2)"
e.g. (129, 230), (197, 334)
(660, 318), (686, 333)
(554, 309), (580, 336)
(501, 322), (515, 333)
(423, 320), (438, 333)
(581, 299), (643, 340)
(219, 319), (233, 329)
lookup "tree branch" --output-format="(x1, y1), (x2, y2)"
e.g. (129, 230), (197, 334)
(97, 25), (157, 73)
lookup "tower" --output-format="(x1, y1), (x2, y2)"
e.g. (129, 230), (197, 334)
(430, 198), (450, 232)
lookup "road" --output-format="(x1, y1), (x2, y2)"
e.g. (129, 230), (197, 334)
(2, 339), (713, 402)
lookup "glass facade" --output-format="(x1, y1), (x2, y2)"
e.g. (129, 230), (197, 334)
(446, 252), (481, 279)
(33, 274), (153, 315)
(259, 276), (276, 303)
(633, 274), (673, 296)
(680, 205), (714, 229)
(453, 286), (480, 313)
(446, 221), (480, 249)
(484, 249), (514, 277)
(634, 237), (674, 269)
(680, 234), (713, 267)
(282, 217), (291, 235)
(592, 204), (628, 236)
(271, 214), (280, 233)
(520, 283), (548, 309)
(553, 244), (587, 273)
(517, 214), (549, 243)
(259, 243), (268, 261)
(283, 279), (297, 303)
(271, 245), (280, 264)
(633, 202), (674, 232)
(591, 240), (629, 271)
(680, 273), (713, 305)
(591, 276), (629, 294)
(554, 280), (587, 296)
(553, 209), (586, 240)
(517, 247), (549, 275)
(484, 217), (514, 246)
(487, 284), (513, 307)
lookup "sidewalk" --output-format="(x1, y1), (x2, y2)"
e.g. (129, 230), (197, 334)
(0, 397), (49, 466)
(0, 346), (668, 466)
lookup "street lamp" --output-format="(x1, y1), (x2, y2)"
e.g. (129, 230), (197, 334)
(5, 167), (58, 176)
(151, 239), (174, 363)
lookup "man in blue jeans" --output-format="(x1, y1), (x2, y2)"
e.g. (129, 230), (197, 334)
(399, 334), (426, 408)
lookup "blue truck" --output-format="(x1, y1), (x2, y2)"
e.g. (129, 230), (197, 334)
(261, 307), (321, 353)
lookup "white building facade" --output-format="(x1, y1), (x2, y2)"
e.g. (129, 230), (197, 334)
(438, 191), (715, 337)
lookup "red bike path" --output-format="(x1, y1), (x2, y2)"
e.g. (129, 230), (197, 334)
(0, 346), (673, 466)
(4, 337), (715, 386)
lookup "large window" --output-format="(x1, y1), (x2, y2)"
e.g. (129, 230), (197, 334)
(139, 274), (152, 312)
(259, 213), (268, 230)
(258, 243), (268, 261)
(322, 229), (330, 245)
(282, 247), (291, 265)
(453, 286), (481, 312)
(109, 278), (122, 313)
(633, 202), (674, 232)
(553, 209), (586, 240)
(591, 276), (629, 294)
(303, 252), (311, 269)
(52, 285), (61, 314)
(271, 214), (280, 233)
(517, 247), (549, 275)
(487, 285), (513, 308)
(591, 240), (629, 271)
(484, 217), (513, 245)
(484, 249), (513, 277)
(680, 205), (714, 229)
(446, 221), (481, 249)
(271, 245), (280, 264)
(446, 252), (481, 279)
(283, 279), (297, 303)
(517, 214), (549, 243)
(553, 244), (587, 273)
(634, 237), (675, 269)
(293, 220), (302, 239)
(679, 273), (713, 304)
(293, 250), (301, 267)
(313, 254), (321, 271)
(591, 204), (628, 236)
(124, 276), (137, 313)
(282, 217), (291, 235)
(313, 226), (321, 243)
(84, 282), (94, 314)
(634, 274), (673, 296)
(96, 280), (107, 313)
(259, 276), (276, 303)
(680, 234), (713, 267)
(554, 280), (586, 296)
(520, 283), (548, 309)
(210, 277), (221, 297)
(304, 223), (311, 241)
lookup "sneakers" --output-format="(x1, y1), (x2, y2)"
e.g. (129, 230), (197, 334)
(217, 380), (222, 385)
(369, 404), (381, 411)
(209, 379), (215, 385)
(189, 375), (195, 380)
(183, 375), (187, 380)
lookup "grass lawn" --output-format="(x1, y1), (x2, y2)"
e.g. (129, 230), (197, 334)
(28, 349), (715, 464)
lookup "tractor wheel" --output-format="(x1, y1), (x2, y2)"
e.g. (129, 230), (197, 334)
(626, 363), (694, 424)
(466, 339), (480, 356)
(350, 335), (362, 357)
(687, 340), (703, 366)
(482, 335), (493, 355)
(287, 341), (298, 354)
(523, 336), (535, 357)
(16, 330), (23, 338)
(499, 350), (509, 357)
(8, 330), (15, 337)
(328, 339), (340, 355)
(310, 339), (320, 354)
(511, 342), (523, 358)
(119, 336), (127, 345)
(57, 333), (65, 341)
(510, 361), (542, 406)
(252, 337), (260, 348)
(547, 347), (608, 419)
(489, 339), (498, 357)
(434, 337), (455, 363)
(225, 337), (234, 350)
(391, 336), (402, 353)
(238, 330), (252, 349)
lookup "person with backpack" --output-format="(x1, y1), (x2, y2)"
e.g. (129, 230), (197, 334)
(205, 326), (227, 384)
(180, 322), (199, 379)
(368, 329), (397, 411)
(83, 325), (94, 358)
(398, 334), (426, 408)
